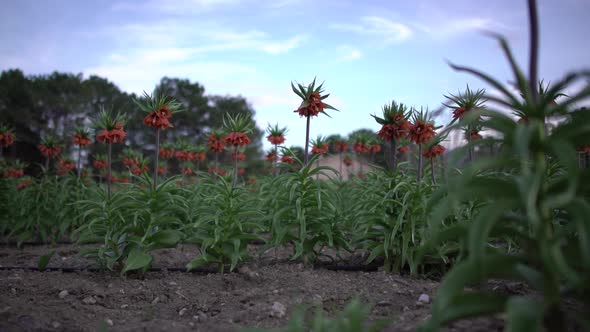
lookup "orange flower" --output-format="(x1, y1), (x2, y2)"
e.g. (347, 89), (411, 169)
(183, 167), (194, 176)
(295, 92), (325, 117)
(225, 132), (251, 147)
(97, 123), (126, 144)
(143, 112), (173, 129)
(157, 166), (167, 176)
(17, 179), (32, 190)
(280, 155), (295, 164)
(409, 121), (435, 144)
(311, 144), (329, 155)
(353, 142), (370, 154)
(370, 144), (382, 154)
(231, 151), (246, 161)
(93, 159), (108, 170)
(423, 144), (446, 158)
(38, 144), (61, 158)
(131, 165), (148, 176)
(453, 106), (468, 120)
(159, 147), (175, 159)
(334, 141), (349, 153)
(73, 134), (91, 147)
(398, 146), (410, 154)
(207, 134), (225, 153)
(207, 167), (226, 176)
(0, 132), (16, 147)
(4, 168), (24, 178)
(343, 155), (353, 166)
(237, 167), (246, 176)
(267, 135), (285, 145)
(122, 157), (138, 168)
(175, 150), (190, 161)
(266, 151), (277, 162)
(377, 121), (411, 141)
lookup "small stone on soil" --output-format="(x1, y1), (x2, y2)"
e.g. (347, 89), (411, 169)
(58, 290), (69, 299)
(151, 296), (160, 305)
(179, 308), (188, 316)
(52, 321), (61, 329)
(417, 293), (431, 304)
(120, 304), (129, 309)
(105, 319), (113, 326)
(270, 302), (286, 318)
(82, 296), (97, 305)
(377, 300), (392, 307)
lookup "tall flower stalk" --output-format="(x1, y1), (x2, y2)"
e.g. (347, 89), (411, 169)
(422, 134), (447, 185)
(93, 107), (127, 200)
(73, 128), (92, 178)
(134, 92), (182, 190)
(223, 113), (253, 187)
(409, 108), (436, 183)
(266, 123), (287, 175)
(38, 135), (62, 173)
(352, 134), (370, 178)
(292, 78), (339, 166)
(444, 85), (486, 163)
(207, 130), (225, 173)
(372, 101), (412, 172)
(329, 135), (348, 178)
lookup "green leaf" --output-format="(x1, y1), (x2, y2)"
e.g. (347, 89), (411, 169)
(148, 229), (181, 250)
(38, 250), (55, 271)
(121, 250), (152, 274)
(505, 297), (543, 332)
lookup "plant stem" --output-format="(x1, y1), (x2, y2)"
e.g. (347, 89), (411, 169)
(77, 145), (82, 179)
(339, 152), (343, 179)
(417, 144), (423, 183)
(304, 116), (310, 166)
(154, 128), (160, 191)
(274, 144), (278, 176)
(107, 142), (112, 200)
(232, 147), (238, 187)
(45, 157), (49, 174)
(390, 139), (397, 172)
(0, 146), (3, 159)
(431, 158), (436, 185)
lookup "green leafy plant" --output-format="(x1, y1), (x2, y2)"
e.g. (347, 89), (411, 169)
(419, 0), (590, 330)
(185, 174), (263, 273)
(75, 175), (185, 274)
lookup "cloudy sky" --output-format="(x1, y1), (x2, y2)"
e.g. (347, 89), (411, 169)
(1, 0), (589, 150)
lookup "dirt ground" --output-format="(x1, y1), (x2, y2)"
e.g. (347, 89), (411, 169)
(0, 242), (533, 332)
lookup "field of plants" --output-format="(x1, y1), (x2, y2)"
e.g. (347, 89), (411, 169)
(1, 1), (589, 331)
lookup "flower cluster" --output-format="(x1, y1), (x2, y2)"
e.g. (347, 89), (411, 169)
(73, 128), (92, 147)
(157, 166), (167, 176)
(0, 128), (16, 147)
(4, 167), (24, 178)
(93, 156), (108, 170)
(343, 155), (353, 166)
(207, 167), (227, 176)
(17, 179), (32, 190)
(143, 105), (173, 129)
(159, 146), (175, 159)
(398, 146), (410, 154)
(369, 144), (382, 154)
(56, 159), (75, 175)
(292, 78), (338, 118)
(423, 144), (446, 158)
(231, 150), (246, 162)
(225, 132), (251, 147)
(38, 144), (61, 158)
(334, 141), (349, 153)
(267, 134), (285, 145)
(280, 155), (295, 164)
(409, 120), (435, 144)
(266, 151), (277, 162)
(97, 123), (126, 144)
(353, 142), (370, 154)
(311, 144), (329, 155)
(131, 165), (149, 176)
(207, 133), (225, 153)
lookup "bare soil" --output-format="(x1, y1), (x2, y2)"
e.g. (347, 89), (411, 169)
(0, 242), (531, 332)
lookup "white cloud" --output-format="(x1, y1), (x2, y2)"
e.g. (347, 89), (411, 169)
(261, 35), (307, 54)
(420, 18), (510, 40)
(337, 45), (363, 62)
(330, 16), (413, 43)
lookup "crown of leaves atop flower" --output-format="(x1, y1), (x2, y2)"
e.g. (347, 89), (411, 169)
(94, 153), (107, 162)
(291, 77), (339, 117)
(134, 91), (183, 115)
(195, 145), (207, 153)
(0, 123), (15, 134)
(310, 135), (328, 148)
(411, 107), (436, 125)
(513, 80), (569, 119)
(92, 106), (127, 131)
(134, 155), (150, 168)
(372, 101), (412, 125)
(368, 137), (382, 146)
(351, 132), (370, 145)
(266, 123), (288, 137)
(174, 138), (191, 151)
(40, 134), (61, 147)
(121, 148), (139, 160)
(161, 142), (175, 150)
(9, 160), (28, 170)
(444, 85), (486, 123)
(223, 113), (253, 134)
(208, 128), (226, 140)
(74, 127), (91, 137)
